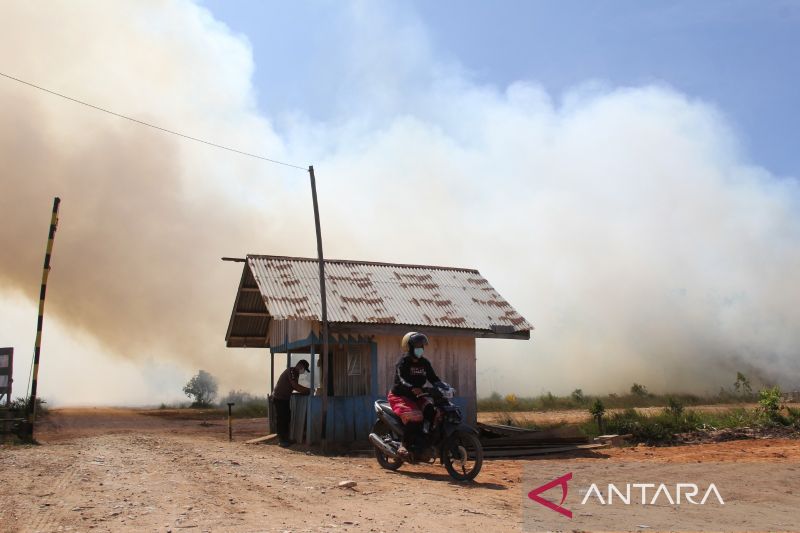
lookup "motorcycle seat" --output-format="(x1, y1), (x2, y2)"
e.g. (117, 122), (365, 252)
(376, 400), (403, 424)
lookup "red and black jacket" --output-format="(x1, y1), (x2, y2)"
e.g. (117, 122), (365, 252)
(390, 354), (441, 399)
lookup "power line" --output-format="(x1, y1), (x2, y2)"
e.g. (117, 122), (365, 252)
(0, 71), (308, 171)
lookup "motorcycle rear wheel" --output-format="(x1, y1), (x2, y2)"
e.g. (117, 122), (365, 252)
(442, 431), (483, 482)
(372, 420), (404, 471)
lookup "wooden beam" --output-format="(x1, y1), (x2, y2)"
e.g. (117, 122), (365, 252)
(234, 311), (269, 317)
(226, 336), (269, 348)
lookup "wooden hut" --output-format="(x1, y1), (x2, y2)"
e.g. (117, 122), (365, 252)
(225, 255), (532, 446)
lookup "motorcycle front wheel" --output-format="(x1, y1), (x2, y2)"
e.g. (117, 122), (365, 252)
(442, 431), (483, 481)
(372, 420), (404, 471)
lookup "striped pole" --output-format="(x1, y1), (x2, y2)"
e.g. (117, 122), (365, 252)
(28, 197), (60, 430)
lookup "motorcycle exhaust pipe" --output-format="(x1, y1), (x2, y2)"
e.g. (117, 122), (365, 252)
(369, 432), (399, 459)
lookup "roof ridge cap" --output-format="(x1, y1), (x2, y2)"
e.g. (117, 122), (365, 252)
(246, 254), (480, 274)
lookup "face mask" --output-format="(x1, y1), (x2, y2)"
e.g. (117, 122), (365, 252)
(413, 347), (424, 357)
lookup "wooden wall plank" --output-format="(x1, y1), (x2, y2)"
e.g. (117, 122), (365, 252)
(269, 319), (318, 347)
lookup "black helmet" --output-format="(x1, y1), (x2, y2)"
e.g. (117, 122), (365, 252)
(401, 331), (429, 352)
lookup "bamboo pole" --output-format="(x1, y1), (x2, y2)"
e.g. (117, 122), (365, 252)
(28, 197), (60, 435)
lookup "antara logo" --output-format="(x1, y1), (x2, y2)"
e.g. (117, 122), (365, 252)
(528, 473), (725, 519)
(580, 483), (725, 506)
(528, 472), (573, 518)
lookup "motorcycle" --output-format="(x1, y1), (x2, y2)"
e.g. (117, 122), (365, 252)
(368, 383), (484, 481)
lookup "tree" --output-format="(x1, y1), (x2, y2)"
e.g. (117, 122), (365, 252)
(589, 399), (606, 433)
(219, 389), (254, 406)
(571, 388), (586, 404)
(183, 370), (218, 406)
(733, 372), (752, 396)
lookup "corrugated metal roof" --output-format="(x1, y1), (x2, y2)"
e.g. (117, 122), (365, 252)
(246, 255), (533, 333)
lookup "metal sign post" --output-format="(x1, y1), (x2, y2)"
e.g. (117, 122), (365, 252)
(0, 347), (12, 407)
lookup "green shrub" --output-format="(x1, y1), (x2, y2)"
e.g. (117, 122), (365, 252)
(9, 397), (48, 417)
(218, 391), (269, 418)
(665, 396), (684, 418)
(759, 386), (782, 413)
(787, 407), (800, 427)
(758, 386), (786, 424)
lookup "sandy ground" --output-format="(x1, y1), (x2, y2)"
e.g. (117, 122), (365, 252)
(1, 407), (798, 533)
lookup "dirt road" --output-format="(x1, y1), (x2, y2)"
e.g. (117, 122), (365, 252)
(1, 408), (798, 532)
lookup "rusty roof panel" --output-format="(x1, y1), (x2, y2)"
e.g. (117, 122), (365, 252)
(246, 255), (533, 333)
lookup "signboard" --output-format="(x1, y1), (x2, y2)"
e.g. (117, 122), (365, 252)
(0, 347), (12, 406)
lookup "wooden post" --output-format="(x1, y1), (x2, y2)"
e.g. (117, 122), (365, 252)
(306, 347), (315, 445)
(227, 402), (234, 441)
(270, 351), (275, 393)
(28, 197), (60, 436)
(308, 166), (330, 447)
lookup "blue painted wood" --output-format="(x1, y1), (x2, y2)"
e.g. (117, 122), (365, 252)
(325, 398), (334, 442)
(271, 332), (315, 353)
(299, 394), (380, 444)
(345, 396), (360, 440)
(311, 396), (323, 443)
(369, 342), (379, 397)
(354, 396), (372, 441)
(352, 397), (364, 441)
(333, 398), (346, 442)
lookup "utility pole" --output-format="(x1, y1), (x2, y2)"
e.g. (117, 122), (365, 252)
(27, 197), (60, 438)
(308, 166), (329, 449)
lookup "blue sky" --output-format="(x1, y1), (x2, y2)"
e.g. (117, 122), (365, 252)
(201, 0), (799, 178)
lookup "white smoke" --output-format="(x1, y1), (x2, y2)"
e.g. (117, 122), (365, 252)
(1, 1), (798, 405)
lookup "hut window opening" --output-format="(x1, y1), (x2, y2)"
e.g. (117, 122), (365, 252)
(347, 351), (362, 376)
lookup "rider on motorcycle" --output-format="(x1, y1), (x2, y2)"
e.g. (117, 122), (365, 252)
(387, 332), (444, 459)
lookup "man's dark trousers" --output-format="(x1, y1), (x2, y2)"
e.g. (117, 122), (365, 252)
(274, 398), (291, 442)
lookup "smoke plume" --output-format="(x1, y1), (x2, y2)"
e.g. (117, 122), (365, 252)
(1, 1), (798, 404)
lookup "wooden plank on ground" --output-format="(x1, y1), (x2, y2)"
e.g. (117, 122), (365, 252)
(478, 423), (588, 444)
(244, 434), (279, 445)
(482, 443), (608, 458)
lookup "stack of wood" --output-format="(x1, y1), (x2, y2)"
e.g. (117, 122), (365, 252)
(477, 422), (607, 457)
